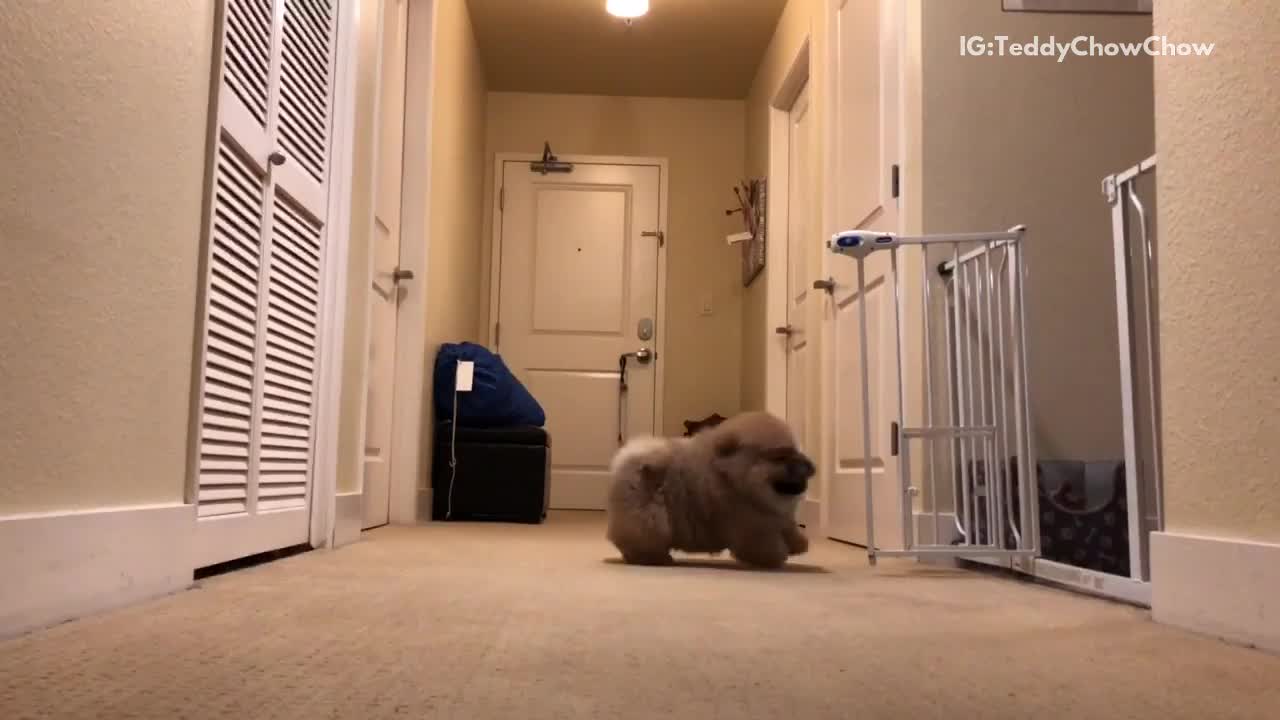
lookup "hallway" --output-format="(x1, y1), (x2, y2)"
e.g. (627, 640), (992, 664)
(2, 514), (1276, 719)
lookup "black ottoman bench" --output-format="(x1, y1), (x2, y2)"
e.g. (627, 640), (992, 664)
(430, 423), (551, 524)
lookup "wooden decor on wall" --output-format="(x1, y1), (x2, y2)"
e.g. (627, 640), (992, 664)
(730, 179), (767, 287)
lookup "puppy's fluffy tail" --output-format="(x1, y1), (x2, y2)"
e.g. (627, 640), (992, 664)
(609, 436), (682, 492)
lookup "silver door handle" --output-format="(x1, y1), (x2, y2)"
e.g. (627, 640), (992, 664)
(622, 347), (654, 365)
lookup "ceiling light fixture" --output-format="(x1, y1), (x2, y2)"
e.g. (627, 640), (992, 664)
(606, 0), (649, 20)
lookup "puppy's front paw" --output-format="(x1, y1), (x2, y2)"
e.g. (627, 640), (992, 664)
(622, 552), (675, 567)
(783, 527), (809, 555)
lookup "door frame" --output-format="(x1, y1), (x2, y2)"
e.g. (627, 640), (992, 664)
(344, 0), (404, 537)
(309, 0), (362, 550)
(380, 0), (438, 527)
(487, 152), (671, 438)
(816, 0), (911, 540)
(764, 37), (811, 423)
(765, 37), (816, 526)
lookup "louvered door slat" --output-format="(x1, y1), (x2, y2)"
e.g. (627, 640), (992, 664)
(222, 0), (274, 126)
(277, 0), (335, 185)
(253, 188), (323, 516)
(270, 235), (321, 279)
(272, 210), (323, 263)
(197, 133), (266, 520)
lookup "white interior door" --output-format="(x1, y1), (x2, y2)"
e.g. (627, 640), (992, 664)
(496, 159), (663, 511)
(362, 0), (409, 530)
(784, 84), (820, 526)
(193, 0), (338, 568)
(824, 0), (905, 548)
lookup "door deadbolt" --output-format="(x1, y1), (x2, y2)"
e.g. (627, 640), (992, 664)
(637, 318), (654, 341)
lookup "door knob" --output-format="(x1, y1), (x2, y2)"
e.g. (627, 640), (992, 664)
(775, 325), (796, 336)
(622, 347), (654, 365)
(392, 267), (414, 282)
(268, 151), (287, 167)
(812, 277), (835, 294)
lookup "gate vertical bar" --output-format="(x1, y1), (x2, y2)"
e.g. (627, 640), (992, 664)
(1127, 179), (1164, 568)
(890, 248), (914, 550)
(856, 255), (878, 565)
(953, 243), (973, 545)
(922, 246), (939, 544)
(1108, 179), (1145, 580)
(1012, 230), (1038, 551)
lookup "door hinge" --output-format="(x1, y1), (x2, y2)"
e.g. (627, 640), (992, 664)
(499, 186), (505, 212)
(890, 421), (900, 457)
(891, 164), (901, 200)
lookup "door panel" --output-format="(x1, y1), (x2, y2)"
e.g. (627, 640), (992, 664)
(194, 0), (338, 568)
(363, 0), (409, 529)
(498, 161), (662, 510)
(824, 0), (905, 548)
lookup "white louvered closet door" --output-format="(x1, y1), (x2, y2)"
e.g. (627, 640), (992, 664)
(194, 0), (338, 569)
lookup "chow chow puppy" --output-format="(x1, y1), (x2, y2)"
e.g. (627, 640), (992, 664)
(605, 411), (815, 569)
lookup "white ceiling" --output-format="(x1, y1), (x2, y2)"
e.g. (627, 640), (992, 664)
(466, 0), (789, 99)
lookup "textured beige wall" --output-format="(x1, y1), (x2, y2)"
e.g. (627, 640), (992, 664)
(335, 0), (384, 496)
(482, 92), (747, 436)
(920, 0), (1155, 462)
(1154, 1), (1280, 543)
(741, 0), (821, 412)
(0, 1), (215, 514)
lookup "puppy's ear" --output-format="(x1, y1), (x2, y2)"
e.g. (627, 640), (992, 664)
(639, 463), (665, 491)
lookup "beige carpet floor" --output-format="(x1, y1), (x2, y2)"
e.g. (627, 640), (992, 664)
(2, 512), (1277, 719)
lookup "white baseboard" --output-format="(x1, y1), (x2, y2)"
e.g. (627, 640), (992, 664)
(333, 492), (363, 547)
(0, 503), (194, 639)
(1152, 531), (1280, 654)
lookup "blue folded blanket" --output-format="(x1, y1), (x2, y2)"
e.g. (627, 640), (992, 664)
(433, 342), (545, 427)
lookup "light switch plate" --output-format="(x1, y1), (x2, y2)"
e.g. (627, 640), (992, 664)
(456, 360), (475, 392)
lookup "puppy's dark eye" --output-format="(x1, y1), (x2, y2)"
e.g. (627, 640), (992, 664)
(759, 448), (795, 463)
(714, 436), (740, 457)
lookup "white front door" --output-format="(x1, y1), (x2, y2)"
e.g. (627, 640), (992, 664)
(496, 159), (663, 511)
(362, 0), (409, 530)
(193, 0), (339, 567)
(824, 0), (905, 548)
(785, 83), (820, 526)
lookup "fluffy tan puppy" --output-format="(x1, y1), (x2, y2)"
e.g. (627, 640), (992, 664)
(605, 411), (815, 569)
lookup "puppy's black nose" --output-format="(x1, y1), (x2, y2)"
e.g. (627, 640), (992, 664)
(789, 455), (816, 482)
(773, 454), (815, 496)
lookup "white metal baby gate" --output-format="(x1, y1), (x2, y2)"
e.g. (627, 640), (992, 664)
(826, 157), (1162, 606)
(828, 226), (1039, 565)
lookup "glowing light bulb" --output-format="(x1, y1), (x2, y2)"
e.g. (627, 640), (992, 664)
(606, 0), (649, 20)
